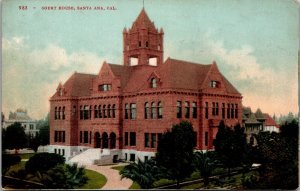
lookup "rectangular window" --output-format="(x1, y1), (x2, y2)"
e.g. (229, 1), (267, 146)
(144, 156), (149, 161)
(80, 131), (82, 143)
(130, 154), (135, 162)
(84, 105), (89, 120)
(144, 133), (149, 148)
(151, 133), (156, 148)
(216, 103), (219, 116)
(54, 148), (57, 154)
(125, 153), (127, 161)
(99, 84), (112, 91)
(192, 102), (197, 118)
(231, 104), (234, 119)
(177, 101), (182, 118)
(89, 131), (92, 144)
(205, 132), (208, 146)
(62, 131), (65, 142)
(205, 102), (209, 119)
(62, 149), (65, 156)
(84, 131), (88, 143)
(212, 102), (215, 116)
(125, 132), (128, 146)
(130, 132), (136, 146)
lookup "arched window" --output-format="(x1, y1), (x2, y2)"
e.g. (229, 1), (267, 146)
(151, 78), (157, 88)
(58, 107), (61, 120)
(184, 101), (190, 118)
(235, 104), (238, 118)
(112, 104), (116, 118)
(89, 106), (92, 119)
(125, 104), (129, 119)
(98, 105), (102, 118)
(103, 105), (106, 118)
(83, 105), (89, 120)
(177, 101), (182, 118)
(158, 102), (163, 119)
(144, 102), (150, 119)
(94, 105), (98, 118)
(151, 102), (156, 119)
(108, 104), (111, 118)
(80, 106), (83, 119)
(55, 107), (57, 120)
(192, 102), (197, 118)
(62, 106), (65, 120)
(130, 103), (136, 119)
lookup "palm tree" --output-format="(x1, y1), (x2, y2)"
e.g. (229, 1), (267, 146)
(193, 151), (217, 187)
(120, 158), (163, 189)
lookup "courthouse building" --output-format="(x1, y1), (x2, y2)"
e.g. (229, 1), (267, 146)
(50, 9), (242, 164)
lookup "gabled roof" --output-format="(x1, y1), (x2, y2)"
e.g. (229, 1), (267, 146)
(264, 114), (278, 127)
(51, 72), (96, 98)
(131, 8), (157, 32)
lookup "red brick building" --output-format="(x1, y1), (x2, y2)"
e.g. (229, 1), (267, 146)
(50, 9), (242, 163)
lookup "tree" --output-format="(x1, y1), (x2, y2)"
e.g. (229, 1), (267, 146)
(25, 153), (65, 174)
(250, 120), (298, 189)
(156, 121), (196, 188)
(213, 121), (248, 177)
(120, 158), (163, 189)
(4, 122), (27, 151)
(39, 126), (50, 146)
(193, 151), (217, 187)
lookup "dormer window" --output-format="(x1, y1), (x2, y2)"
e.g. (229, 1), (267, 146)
(99, 84), (112, 91)
(210, 80), (219, 88)
(151, 78), (157, 88)
(59, 89), (63, 96)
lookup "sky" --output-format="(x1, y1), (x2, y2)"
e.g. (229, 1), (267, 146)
(2, 0), (299, 120)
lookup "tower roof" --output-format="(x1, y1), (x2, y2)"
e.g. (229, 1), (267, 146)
(131, 8), (156, 32)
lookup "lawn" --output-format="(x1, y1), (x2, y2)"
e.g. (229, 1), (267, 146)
(6, 160), (107, 189)
(79, 169), (107, 189)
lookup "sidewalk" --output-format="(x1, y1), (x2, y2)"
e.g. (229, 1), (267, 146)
(86, 164), (132, 189)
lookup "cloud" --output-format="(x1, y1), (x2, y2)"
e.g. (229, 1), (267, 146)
(205, 38), (297, 116)
(2, 37), (104, 119)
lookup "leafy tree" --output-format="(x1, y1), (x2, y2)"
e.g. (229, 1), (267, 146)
(120, 158), (163, 189)
(4, 122), (27, 151)
(39, 126), (50, 146)
(25, 153), (65, 173)
(213, 121), (248, 177)
(193, 151), (217, 187)
(27, 134), (41, 152)
(156, 121), (196, 188)
(251, 120), (298, 189)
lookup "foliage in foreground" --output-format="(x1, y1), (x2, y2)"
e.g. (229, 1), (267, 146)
(120, 158), (163, 189)
(156, 121), (196, 188)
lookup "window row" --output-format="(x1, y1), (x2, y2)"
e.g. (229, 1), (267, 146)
(124, 132), (136, 146)
(80, 104), (116, 120)
(205, 102), (238, 119)
(144, 102), (163, 119)
(54, 148), (65, 156)
(54, 107), (65, 120)
(99, 84), (112, 91)
(80, 131), (92, 144)
(124, 103), (136, 119)
(144, 133), (163, 148)
(54, 131), (65, 143)
(177, 101), (197, 119)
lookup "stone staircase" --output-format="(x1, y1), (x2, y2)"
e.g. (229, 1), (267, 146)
(68, 148), (111, 166)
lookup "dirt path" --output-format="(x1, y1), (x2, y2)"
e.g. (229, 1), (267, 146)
(86, 164), (132, 189)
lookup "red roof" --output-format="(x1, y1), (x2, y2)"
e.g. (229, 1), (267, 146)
(264, 114), (279, 127)
(130, 8), (157, 32)
(51, 58), (241, 99)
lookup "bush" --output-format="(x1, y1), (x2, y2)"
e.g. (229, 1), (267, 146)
(2, 154), (21, 174)
(25, 153), (65, 173)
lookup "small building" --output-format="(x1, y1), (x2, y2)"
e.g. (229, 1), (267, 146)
(3, 109), (39, 137)
(263, 114), (280, 133)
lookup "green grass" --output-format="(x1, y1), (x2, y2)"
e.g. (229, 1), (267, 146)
(7, 161), (26, 174)
(17, 153), (36, 160)
(111, 165), (125, 171)
(79, 169), (107, 189)
(129, 182), (141, 189)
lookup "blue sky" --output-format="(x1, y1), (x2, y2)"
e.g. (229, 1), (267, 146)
(2, 0), (299, 119)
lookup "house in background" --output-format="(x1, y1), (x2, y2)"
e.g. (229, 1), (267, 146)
(3, 109), (39, 137)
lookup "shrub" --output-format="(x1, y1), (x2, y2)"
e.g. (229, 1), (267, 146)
(25, 153), (65, 173)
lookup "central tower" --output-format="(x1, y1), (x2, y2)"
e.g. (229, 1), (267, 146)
(123, 8), (164, 66)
